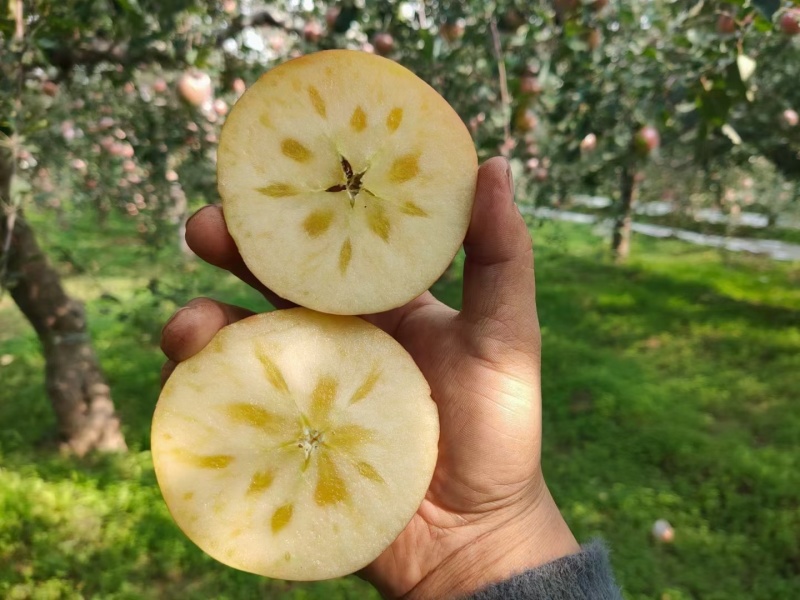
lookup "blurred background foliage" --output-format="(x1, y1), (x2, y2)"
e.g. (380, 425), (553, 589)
(1, 1), (799, 598)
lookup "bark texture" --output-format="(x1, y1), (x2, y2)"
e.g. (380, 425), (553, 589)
(1, 150), (126, 455)
(611, 165), (638, 263)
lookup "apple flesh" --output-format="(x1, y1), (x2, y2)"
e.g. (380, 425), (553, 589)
(152, 309), (439, 580)
(217, 50), (477, 315)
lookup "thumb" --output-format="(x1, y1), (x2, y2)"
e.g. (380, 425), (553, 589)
(460, 157), (539, 355)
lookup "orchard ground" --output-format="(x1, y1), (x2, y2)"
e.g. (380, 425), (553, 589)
(1, 207), (799, 600)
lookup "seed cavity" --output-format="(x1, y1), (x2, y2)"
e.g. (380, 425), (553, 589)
(357, 462), (385, 484)
(338, 239), (353, 274)
(281, 138), (312, 162)
(350, 106), (368, 132)
(308, 86), (327, 118)
(315, 453), (349, 506)
(302, 209), (335, 238)
(255, 349), (290, 393)
(310, 375), (338, 424)
(386, 107), (403, 132)
(257, 183), (297, 197)
(368, 209), (391, 242)
(247, 470), (275, 495)
(271, 503), (294, 534)
(350, 369), (381, 404)
(389, 153), (420, 183)
(400, 201), (429, 217)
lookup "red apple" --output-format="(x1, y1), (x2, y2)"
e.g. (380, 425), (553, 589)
(781, 108), (799, 128)
(780, 8), (800, 35)
(303, 21), (323, 43)
(634, 126), (660, 156)
(153, 78), (168, 94)
(222, 0), (237, 14)
(440, 20), (466, 43)
(373, 32), (395, 56)
(232, 77), (246, 96)
(580, 133), (598, 153)
(178, 71), (212, 107)
(325, 6), (341, 30)
(534, 167), (549, 182)
(213, 98), (229, 116)
(520, 75), (542, 95)
(42, 80), (59, 97)
(717, 12), (736, 34)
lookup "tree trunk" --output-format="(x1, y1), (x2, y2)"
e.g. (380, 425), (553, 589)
(611, 165), (638, 263)
(1, 151), (126, 455)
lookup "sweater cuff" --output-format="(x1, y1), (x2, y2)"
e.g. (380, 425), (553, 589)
(463, 540), (622, 600)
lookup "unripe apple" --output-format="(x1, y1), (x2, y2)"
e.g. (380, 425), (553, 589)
(372, 32), (395, 56)
(178, 71), (213, 107)
(717, 12), (736, 34)
(634, 126), (660, 156)
(781, 108), (799, 128)
(580, 133), (598, 153)
(779, 8), (800, 35)
(440, 19), (466, 43)
(520, 75), (542, 95)
(303, 21), (323, 43)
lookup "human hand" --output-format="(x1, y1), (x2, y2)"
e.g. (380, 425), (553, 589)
(160, 157), (580, 599)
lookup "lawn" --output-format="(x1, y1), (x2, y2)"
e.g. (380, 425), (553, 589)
(1, 207), (798, 599)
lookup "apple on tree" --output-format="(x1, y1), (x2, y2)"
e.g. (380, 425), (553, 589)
(781, 108), (799, 128)
(372, 32), (394, 56)
(178, 70), (212, 107)
(634, 125), (660, 157)
(779, 8), (800, 36)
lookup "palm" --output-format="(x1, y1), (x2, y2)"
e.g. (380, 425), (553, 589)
(161, 159), (571, 599)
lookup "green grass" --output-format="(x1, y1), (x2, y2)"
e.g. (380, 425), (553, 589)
(1, 208), (799, 599)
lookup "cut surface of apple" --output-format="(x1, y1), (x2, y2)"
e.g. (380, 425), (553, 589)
(152, 309), (439, 580)
(217, 50), (478, 315)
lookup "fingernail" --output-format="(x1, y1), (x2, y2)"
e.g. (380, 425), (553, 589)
(505, 158), (515, 201)
(162, 305), (193, 334)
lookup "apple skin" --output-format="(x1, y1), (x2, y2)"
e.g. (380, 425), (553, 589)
(717, 13), (736, 35)
(782, 109), (799, 128)
(178, 71), (212, 107)
(780, 9), (800, 35)
(372, 32), (395, 56)
(634, 126), (660, 157)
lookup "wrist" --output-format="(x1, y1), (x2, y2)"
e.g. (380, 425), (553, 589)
(403, 487), (580, 600)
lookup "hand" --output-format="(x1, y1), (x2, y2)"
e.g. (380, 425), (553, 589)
(160, 157), (580, 599)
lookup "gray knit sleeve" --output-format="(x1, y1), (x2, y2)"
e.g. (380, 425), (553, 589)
(463, 541), (622, 600)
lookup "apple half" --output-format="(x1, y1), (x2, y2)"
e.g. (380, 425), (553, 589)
(151, 309), (439, 580)
(217, 50), (477, 315)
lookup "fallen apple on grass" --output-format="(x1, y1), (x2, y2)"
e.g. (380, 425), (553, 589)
(153, 309), (439, 580)
(217, 49), (478, 315)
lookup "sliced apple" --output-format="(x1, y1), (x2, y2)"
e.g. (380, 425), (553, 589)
(217, 49), (477, 315)
(151, 308), (439, 580)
